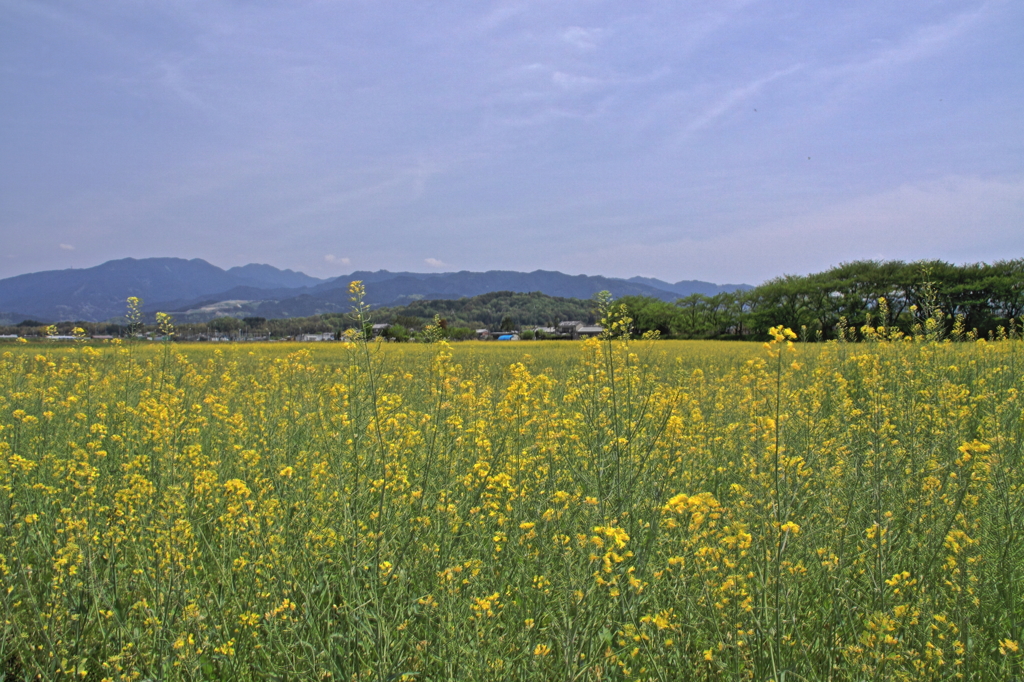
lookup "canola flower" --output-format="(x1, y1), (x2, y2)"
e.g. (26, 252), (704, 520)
(0, 328), (1022, 680)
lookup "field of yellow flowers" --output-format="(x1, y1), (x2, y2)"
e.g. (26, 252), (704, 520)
(1, 331), (1022, 680)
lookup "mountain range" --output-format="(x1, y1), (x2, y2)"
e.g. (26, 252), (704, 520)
(0, 258), (751, 324)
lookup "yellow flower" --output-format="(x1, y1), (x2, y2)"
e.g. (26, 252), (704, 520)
(214, 639), (236, 656)
(471, 593), (501, 618)
(1000, 639), (1019, 655)
(533, 644), (551, 657)
(238, 612), (260, 627)
(224, 479), (251, 497)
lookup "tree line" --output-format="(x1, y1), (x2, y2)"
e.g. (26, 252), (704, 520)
(622, 259), (1023, 340)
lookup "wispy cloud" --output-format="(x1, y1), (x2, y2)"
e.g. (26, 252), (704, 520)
(59, 243), (75, 251)
(155, 59), (213, 112)
(682, 64), (803, 135)
(1, 2), (1018, 282)
(514, 173), (1024, 284)
(474, 3), (529, 33)
(659, 175), (1024, 282)
(817, 5), (991, 93)
(266, 158), (446, 227)
(550, 70), (603, 90)
(561, 26), (602, 50)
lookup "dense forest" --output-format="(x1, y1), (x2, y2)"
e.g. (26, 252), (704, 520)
(3, 259), (1021, 341)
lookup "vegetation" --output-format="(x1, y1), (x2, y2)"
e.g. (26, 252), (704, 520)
(1, 259), (1020, 344)
(623, 259), (1024, 341)
(2, 319), (1023, 679)
(0, 291), (597, 341)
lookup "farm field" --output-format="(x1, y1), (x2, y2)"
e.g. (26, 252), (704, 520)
(1, 335), (1022, 680)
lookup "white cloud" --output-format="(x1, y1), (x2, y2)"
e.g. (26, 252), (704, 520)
(551, 71), (602, 90)
(59, 243), (75, 251)
(155, 59), (214, 113)
(424, 257), (446, 268)
(561, 26), (602, 50)
(475, 4), (528, 33)
(324, 254), (350, 265)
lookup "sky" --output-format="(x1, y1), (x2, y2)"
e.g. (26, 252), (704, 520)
(1, 0), (1021, 285)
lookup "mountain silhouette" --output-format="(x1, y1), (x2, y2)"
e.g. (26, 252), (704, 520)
(0, 259), (749, 323)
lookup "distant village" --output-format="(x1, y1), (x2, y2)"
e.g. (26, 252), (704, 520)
(202, 319), (605, 343)
(1, 320), (605, 343)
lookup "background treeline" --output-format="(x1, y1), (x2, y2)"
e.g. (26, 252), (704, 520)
(623, 259), (1024, 340)
(3, 260), (1020, 341)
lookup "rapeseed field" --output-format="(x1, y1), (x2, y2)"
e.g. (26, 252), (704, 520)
(1, 327), (1022, 679)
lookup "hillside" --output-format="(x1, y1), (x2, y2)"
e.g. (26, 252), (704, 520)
(370, 291), (597, 329)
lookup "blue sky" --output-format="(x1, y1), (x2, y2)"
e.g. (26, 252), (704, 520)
(1, 0), (1021, 284)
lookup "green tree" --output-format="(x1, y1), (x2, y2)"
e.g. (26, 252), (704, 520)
(209, 316), (243, 336)
(384, 325), (410, 342)
(618, 296), (682, 337)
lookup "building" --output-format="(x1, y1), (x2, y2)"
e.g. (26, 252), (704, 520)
(556, 321), (602, 339)
(298, 332), (335, 342)
(557, 321), (583, 337)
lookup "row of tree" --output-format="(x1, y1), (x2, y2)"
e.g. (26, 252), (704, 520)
(622, 259), (1024, 340)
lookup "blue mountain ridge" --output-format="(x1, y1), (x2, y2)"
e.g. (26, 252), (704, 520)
(0, 259), (750, 323)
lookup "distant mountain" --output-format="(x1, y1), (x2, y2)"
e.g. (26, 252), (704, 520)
(623, 276), (753, 297)
(163, 269), (703, 319)
(0, 312), (46, 327)
(330, 270), (685, 306)
(0, 259), (751, 323)
(226, 264), (325, 289)
(157, 270), (753, 323)
(0, 258), (325, 323)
